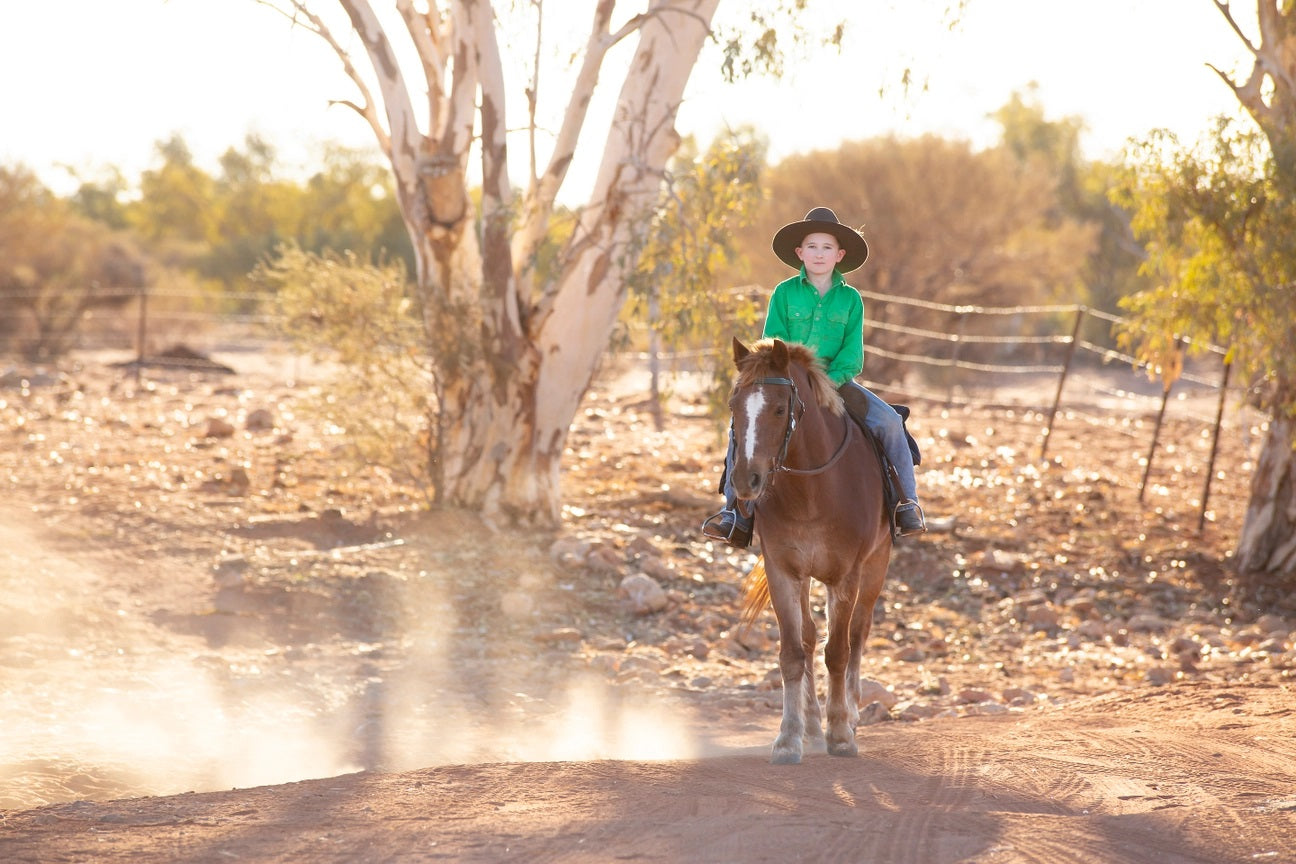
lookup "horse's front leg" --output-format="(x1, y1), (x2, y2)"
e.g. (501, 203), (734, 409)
(824, 582), (861, 757)
(767, 571), (807, 765)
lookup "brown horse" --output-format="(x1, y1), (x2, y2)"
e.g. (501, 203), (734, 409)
(728, 337), (893, 764)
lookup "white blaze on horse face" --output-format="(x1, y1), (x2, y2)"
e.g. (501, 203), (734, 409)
(741, 389), (768, 462)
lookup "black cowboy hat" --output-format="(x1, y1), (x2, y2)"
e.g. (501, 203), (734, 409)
(771, 206), (869, 273)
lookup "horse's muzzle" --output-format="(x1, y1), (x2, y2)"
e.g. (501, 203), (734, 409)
(732, 463), (769, 501)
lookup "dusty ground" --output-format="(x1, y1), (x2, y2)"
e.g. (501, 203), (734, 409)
(0, 349), (1293, 863)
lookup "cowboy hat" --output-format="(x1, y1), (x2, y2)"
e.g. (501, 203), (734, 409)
(771, 206), (869, 273)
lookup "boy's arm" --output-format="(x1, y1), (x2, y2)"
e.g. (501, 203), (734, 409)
(824, 294), (865, 385)
(761, 288), (788, 340)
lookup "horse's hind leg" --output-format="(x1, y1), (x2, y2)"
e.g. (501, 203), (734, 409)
(767, 571), (808, 765)
(800, 580), (825, 747)
(823, 581), (861, 757)
(847, 552), (889, 723)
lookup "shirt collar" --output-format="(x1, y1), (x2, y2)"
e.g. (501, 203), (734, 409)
(797, 266), (848, 292)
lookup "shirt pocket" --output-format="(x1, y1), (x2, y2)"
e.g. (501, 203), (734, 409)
(819, 309), (850, 349)
(785, 307), (812, 342)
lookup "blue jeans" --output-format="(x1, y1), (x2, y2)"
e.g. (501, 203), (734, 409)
(848, 382), (919, 502)
(722, 382), (918, 505)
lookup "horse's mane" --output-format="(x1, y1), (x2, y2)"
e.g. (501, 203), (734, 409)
(736, 339), (845, 416)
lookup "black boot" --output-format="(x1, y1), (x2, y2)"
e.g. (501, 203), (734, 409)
(702, 506), (753, 548)
(894, 500), (926, 537)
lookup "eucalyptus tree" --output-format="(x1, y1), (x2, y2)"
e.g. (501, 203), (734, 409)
(252, 0), (851, 525)
(1116, 1), (1296, 583)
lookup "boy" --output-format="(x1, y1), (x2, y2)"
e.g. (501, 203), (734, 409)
(702, 206), (925, 547)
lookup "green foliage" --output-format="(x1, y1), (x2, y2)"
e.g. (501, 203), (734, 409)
(714, 0), (839, 83)
(126, 135), (220, 247)
(993, 87), (1149, 344)
(624, 128), (766, 423)
(1112, 119), (1296, 413)
(256, 245), (435, 495)
(724, 133), (1098, 382)
(0, 166), (149, 359)
(1, 133), (412, 361)
(298, 144), (414, 269)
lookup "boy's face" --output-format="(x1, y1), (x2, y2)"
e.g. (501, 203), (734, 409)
(796, 232), (846, 278)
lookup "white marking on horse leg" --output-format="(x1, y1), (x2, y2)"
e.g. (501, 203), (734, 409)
(741, 390), (767, 462)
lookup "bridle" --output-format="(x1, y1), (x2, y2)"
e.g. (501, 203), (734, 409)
(734, 373), (855, 521)
(750, 374), (854, 478)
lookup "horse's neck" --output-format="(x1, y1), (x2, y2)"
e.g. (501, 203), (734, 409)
(786, 400), (841, 468)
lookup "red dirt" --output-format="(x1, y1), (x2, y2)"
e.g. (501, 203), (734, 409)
(0, 353), (1293, 863)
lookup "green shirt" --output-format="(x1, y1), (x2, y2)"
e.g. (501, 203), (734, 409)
(761, 268), (864, 386)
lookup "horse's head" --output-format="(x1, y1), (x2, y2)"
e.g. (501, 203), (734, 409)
(728, 337), (847, 501)
(736, 336), (803, 500)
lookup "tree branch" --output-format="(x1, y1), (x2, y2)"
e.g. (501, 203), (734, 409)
(395, 0), (448, 133)
(254, 1), (391, 155)
(338, 0), (423, 178)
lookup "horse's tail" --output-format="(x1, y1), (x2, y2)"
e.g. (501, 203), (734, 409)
(738, 556), (770, 631)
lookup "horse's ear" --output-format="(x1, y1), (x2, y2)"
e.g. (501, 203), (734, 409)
(732, 337), (751, 364)
(771, 338), (789, 369)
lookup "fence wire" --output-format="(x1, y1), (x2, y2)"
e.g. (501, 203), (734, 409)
(1, 285), (1268, 530)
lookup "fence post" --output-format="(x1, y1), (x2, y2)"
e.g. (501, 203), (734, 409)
(1138, 339), (1186, 503)
(134, 285), (149, 385)
(1198, 356), (1232, 532)
(945, 308), (968, 406)
(1039, 305), (1086, 462)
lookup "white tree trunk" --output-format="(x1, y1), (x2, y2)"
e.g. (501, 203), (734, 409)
(427, 0), (718, 524)
(290, 0), (720, 524)
(1235, 414), (1296, 575)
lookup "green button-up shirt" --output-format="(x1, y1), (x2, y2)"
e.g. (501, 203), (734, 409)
(761, 268), (864, 386)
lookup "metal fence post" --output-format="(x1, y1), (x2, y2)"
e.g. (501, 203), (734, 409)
(1039, 305), (1086, 462)
(1138, 338), (1187, 503)
(1198, 356), (1233, 531)
(134, 285), (149, 385)
(945, 308), (968, 407)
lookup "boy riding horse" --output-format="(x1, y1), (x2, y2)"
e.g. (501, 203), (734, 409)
(703, 206), (925, 547)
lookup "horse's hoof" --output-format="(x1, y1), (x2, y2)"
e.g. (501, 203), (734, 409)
(771, 737), (803, 765)
(827, 739), (858, 758)
(771, 748), (803, 765)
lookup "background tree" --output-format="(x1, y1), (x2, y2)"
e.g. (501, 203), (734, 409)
(624, 128), (765, 430)
(251, 0), (867, 526)
(298, 144), (413, 268)
(994, 87), (1148, 344)
(0, 167), (150, 359)
(1114, 1), (1296, 585)
(726, 134), (1097, 382)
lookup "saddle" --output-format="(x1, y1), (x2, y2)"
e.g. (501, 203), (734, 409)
(841, 397), (921, 523)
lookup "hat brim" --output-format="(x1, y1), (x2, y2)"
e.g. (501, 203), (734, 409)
(772, 219), (869, 273)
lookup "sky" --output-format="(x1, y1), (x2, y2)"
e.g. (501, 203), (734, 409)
(0, 1), (1255, 201)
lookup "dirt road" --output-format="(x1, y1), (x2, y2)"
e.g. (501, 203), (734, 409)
(2, 357), (1294, 862)
(3, 681), (1294, 863)
(1, 504), (1292, 862)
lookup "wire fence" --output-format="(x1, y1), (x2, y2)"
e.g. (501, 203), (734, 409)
(1, 284), (1268, 530)
(850, 290), (1264, 532)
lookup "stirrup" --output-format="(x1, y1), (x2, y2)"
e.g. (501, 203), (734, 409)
(701, 508), (753, 548)
(893, 500), (926, 537)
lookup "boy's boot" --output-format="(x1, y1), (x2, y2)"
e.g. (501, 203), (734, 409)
(702, 503), (753, 548)
(894, 500), (926, 537)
